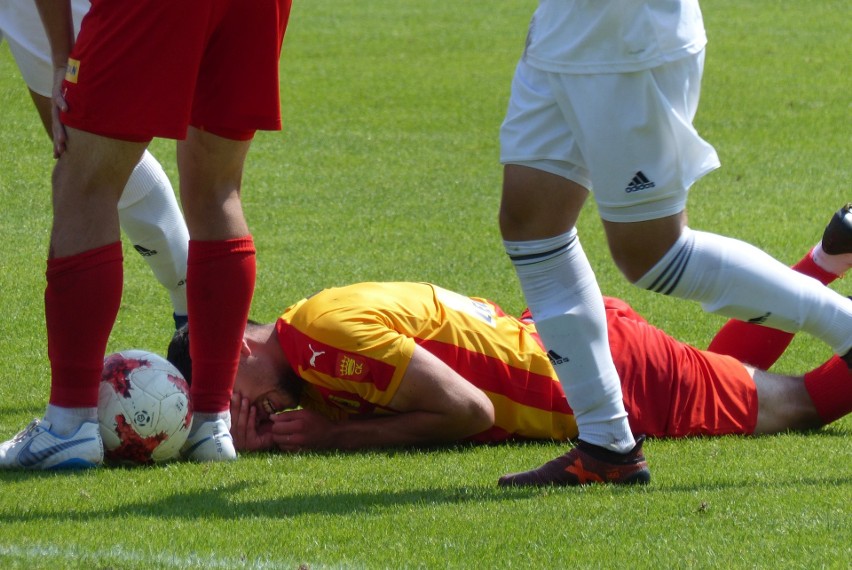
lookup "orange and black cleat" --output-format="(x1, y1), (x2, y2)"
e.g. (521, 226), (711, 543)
(498, 436), (651, 487)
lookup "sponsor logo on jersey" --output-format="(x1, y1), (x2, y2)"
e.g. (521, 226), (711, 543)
(65, 58), (80, 84)
(337, 353), (367, 380)
(434, 286), (497, 327)
(308, 344), (326, 367)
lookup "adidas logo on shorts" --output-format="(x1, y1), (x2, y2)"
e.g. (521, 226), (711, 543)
(625, 171), (656, 193)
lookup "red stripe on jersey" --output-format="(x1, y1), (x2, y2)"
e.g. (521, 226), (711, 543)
(276, 319), (398, 390)
(417, 339), (571, 415)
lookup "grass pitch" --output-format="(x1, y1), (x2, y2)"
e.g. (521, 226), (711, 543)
(0, 1), (849, 568)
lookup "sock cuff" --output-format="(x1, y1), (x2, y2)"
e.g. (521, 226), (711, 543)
(634, 227), (695, 292)
(803, 356), (852, 424)
(810, 243), (850, 280)
(793, 248), (839, 285)
(188, 236), (255, 263)
(503, 230), (577, 264)
(46, 242), (123, 278)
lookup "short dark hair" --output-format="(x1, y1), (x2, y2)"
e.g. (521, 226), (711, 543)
(167, 320), (268, 385)
(167, 324), (193, 384)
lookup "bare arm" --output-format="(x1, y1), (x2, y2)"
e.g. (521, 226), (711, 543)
(269, 345), (496, 451)
(34, 0), (74, 156)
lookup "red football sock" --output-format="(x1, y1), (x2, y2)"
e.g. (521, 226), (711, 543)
(707, 251), (840, 368)
(803, 356), (852, 424)
(47, 243), (123, 408)
(794, 248), (840, 286)
(187, 237), (256, 413)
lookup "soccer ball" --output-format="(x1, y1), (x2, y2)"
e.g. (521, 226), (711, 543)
(98, 349), (193, 465)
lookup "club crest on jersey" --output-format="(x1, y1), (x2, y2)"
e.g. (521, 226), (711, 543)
(336, 353), (367, 380)
(65, 58), (80, 84)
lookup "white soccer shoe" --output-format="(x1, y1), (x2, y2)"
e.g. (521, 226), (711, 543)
(0, 418), (103, 470)
(180, 416), (237, 462)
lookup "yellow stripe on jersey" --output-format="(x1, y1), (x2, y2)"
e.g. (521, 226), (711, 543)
(277, 282), (573, 440)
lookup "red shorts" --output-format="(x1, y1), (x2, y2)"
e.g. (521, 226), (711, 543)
(61, 0), (292, 142)
(604, 298), (759, 438)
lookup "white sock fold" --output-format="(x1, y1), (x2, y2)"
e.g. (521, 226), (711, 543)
(635, 227), (852, 356)
(118, 151), (189, 317)
(45, 404), (98, 437)
(505, 231), (635, 452)
(812, 241), (852, 277)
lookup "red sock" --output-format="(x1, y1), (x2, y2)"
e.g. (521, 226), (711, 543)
(793, 248), (839, 286)
(47, 243), (123, 408)
(707, 250), (841, 368)
(803, 356), (852, 424)
(187, 237), (256, 413)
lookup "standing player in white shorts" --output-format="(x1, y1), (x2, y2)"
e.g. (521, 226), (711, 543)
(497, 0), (852, 487)
(0, 0), (189, 329)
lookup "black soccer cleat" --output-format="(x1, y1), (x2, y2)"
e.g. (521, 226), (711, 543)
(821, 203), (852, 255)
(498, 436), (650, 487)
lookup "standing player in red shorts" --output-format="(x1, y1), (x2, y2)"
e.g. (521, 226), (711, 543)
(0, 0), (190, 331)
(0, 0), (293, 469)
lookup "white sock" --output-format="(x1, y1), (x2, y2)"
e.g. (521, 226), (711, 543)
(635, 227), (852, 355)
(44, 404), (97, 437)
(505, 231), (635, 452)
(118, 151), (189, 317)
(812, 241), (852, 277)
(189, 411), (231, 435)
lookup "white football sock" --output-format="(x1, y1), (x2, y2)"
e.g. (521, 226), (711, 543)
(635, 227), (852, 355)
(189, 411), (231, 435)
(118, 151), (189, 317)
(45, 404), (98, 437)
(812, 241), (852, 277)
(505, 231), (635, 452)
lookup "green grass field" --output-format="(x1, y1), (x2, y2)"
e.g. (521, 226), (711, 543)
(0, 1), (849, 568)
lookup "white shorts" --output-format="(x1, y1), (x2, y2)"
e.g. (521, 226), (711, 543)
(0, 0), (88, 97)
(500, 52), (721, 223)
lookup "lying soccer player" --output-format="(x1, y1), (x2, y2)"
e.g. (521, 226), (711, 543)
(167, 205), (852, 482)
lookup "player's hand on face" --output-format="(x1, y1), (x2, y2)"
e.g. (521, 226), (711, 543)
(269, 409), (335, 452)
(49, 66), (69, 158)
(230, 392), (274, 452)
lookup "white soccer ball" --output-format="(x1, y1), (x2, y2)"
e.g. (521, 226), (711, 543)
(98, 349), (193, 465)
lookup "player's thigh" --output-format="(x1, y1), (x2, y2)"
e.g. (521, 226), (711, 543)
(55, 127), (147, 199)
(500, 164), (589, 240)
(499, 60), (592, 239)
(554, 55), (719, 224)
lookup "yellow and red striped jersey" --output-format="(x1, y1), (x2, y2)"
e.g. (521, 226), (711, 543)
(276, 282), (577, 442)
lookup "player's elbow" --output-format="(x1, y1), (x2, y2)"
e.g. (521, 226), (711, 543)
(464, 391), (495, 436)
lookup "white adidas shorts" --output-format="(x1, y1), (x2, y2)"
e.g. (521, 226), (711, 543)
(500, 51), (721, 223)
(0, 0), (87, 97)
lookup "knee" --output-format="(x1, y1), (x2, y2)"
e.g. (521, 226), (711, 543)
(603, 215), (686, 283)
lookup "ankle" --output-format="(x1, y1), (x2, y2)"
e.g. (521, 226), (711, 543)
(812, 243), (852, 277)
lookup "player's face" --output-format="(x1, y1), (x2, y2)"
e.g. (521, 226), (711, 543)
(251, 388), (294, 423)
(233, 357), (297, 422)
